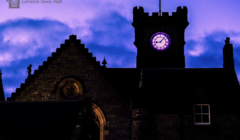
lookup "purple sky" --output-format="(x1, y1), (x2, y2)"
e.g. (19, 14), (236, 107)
(0, 0), (240, 99)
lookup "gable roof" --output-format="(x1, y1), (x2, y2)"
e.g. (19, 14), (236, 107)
(7, 35), (106, 101)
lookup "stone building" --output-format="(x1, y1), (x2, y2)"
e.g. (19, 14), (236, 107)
(0, 5), (239, 140)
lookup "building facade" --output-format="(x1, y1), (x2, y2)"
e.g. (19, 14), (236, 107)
(0, 5), (240, 140)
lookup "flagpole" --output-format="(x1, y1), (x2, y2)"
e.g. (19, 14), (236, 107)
(159, 0), (161, 16)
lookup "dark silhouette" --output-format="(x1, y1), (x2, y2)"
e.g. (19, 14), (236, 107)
(0, 69), (5, 101)
(102, 57), (107, 67)
(27, 64), (32, 76)
(133, 6), (188, 68)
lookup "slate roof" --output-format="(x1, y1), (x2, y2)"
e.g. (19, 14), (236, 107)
(102, 68), (240, 114)
(0, 99), (92, 140)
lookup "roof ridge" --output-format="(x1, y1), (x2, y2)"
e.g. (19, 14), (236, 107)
(7, 35), (106, 101)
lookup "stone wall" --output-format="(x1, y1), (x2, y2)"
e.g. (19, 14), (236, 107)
(11, 37), (132, 140)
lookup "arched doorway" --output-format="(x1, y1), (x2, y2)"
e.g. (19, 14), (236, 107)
(77, 102), (107, 140)
(91, 102), (107, 140)
(87, 112), (100, 140)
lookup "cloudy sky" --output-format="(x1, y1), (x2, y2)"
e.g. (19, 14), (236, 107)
(0, 0), (240, 100)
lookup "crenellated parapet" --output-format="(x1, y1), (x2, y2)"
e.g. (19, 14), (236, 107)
(132, 6), (189, 29)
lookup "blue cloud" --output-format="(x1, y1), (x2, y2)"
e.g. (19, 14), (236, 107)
(0, 18), (76, 99)
(185, 30), (240, 68)
(84, 10), (134, 49)
(87, 42), (136, 68)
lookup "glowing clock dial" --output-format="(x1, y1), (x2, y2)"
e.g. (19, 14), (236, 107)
(150, 32), (171, 51)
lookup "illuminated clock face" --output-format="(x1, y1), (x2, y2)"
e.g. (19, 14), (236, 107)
(150, 32), (171, 51)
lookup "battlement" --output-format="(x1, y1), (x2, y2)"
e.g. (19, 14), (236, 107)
(133, 6), (144, 12)
(132, 6), (189, 28)
(133, 6), (187, 17)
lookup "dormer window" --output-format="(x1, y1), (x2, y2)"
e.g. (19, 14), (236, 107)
(194, 104), (210, 125)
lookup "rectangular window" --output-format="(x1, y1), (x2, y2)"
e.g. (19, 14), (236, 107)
(194, 104), (210, 125)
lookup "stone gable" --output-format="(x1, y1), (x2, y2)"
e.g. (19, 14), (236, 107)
(7, 35), (132, 140)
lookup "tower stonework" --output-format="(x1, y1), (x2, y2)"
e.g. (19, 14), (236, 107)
(131, 70), (157, 140)
(132, 6), (189, 68)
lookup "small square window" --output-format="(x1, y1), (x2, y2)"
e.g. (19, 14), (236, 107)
(195, 105), (201, 113)
(202, 115), (209, 123)
(195, 114), (201, 123)
(202, 105), (209, 113)
(194, 104), (210, 125)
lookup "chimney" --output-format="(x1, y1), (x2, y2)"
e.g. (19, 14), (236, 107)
(0, 69), (5, 101)
(223, 37), (234, 70)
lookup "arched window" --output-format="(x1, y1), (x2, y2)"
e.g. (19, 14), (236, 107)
(55, 78), (83, 100)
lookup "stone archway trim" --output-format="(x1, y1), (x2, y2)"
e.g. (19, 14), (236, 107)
(92, 103), (107, 140)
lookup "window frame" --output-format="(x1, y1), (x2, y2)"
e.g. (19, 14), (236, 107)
(194, 104), (211, 125)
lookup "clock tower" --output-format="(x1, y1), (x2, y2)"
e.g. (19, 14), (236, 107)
(132, 6), (189, 68)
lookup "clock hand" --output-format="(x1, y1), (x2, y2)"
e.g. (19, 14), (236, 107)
(160, 37), (165, 43)
(155, 37), (165, 43)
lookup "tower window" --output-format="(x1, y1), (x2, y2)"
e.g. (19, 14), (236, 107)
(194, 104), (210, 125)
